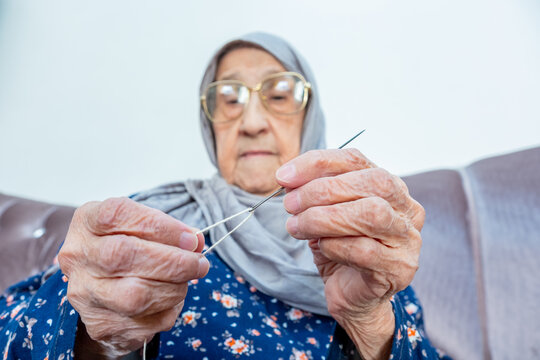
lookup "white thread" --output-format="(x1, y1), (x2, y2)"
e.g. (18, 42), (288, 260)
(143, 339), (147, 360)
(202, 210), (254, 255)
(137, 131), (366, 359)
(196, 208), (251, 235)
(138, 208), (251, 359)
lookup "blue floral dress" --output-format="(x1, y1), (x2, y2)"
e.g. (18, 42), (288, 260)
(0, 238), (451, 359)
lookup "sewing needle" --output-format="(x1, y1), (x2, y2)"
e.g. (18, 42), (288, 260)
(249, 129), (366, 212)
(199, 129), (366, 255)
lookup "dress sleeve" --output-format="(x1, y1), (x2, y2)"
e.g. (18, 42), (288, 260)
(328, 286), (452, 359)
(388, 286), (451, 359)
(0, 265), (79, 359)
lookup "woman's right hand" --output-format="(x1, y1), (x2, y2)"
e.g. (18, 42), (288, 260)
(57, 197), (209, 357)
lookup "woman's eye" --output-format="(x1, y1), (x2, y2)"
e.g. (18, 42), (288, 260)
(226, 99), (239, 105)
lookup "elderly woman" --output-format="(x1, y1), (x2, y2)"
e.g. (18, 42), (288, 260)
(0, 33), (449, 359)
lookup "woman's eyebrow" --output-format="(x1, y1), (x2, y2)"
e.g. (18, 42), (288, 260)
(262, 68), (286, 76)
(219, 72), (240, 81)
(218, 68), (285, 81)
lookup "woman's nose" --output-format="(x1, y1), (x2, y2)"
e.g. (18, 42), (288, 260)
(239, 94), (269, 136)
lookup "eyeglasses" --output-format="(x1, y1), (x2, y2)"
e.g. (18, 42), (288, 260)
(200, 71), (311, 123)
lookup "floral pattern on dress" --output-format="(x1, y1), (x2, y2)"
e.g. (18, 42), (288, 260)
(0, 235), (451, 360)
(0, 270), (78, 360)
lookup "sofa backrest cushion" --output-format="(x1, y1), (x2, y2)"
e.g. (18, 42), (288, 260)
(407, 146), (540, 359)
(0, 193), (75, 292)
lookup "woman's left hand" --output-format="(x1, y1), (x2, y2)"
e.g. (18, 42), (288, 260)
(276, 149), (425, 360)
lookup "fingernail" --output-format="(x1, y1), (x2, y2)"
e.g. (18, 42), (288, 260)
(276, 164), (296, 183)
(198, 256), (210, 277)
(196, 232), (205, 251)
(179, 232), (197, 251)
(283, 191), (301, 213)
(286, 216), (299, 236)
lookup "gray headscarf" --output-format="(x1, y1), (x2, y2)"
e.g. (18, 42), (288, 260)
(132, 32), (329, 315)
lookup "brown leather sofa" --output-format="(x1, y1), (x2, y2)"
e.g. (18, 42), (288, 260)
(0, 193), (75, 292)
(1, 146), (538, 359)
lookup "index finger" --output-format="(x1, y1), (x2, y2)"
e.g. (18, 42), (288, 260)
(275, 148), (375, 189)
(79, 197), (205, 250)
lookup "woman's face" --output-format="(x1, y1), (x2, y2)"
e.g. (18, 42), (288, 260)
(213, 48), (305, 195)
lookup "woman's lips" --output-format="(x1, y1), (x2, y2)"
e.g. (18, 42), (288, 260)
(240, 151), (275, 158)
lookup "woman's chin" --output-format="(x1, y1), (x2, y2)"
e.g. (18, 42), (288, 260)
(232, 159), (280, 195)
(234, 177), (278, 196)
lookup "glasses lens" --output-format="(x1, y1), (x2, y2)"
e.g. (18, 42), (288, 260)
(260, 74), (307, 115)
(205, 83), (249, 122)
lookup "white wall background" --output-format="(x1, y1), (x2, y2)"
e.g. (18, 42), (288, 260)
(0, 0), (539, 206)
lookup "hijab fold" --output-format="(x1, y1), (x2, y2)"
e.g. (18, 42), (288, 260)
(132, 32), (330, 315)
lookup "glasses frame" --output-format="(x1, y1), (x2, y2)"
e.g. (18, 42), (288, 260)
(200, 71), (311, 123)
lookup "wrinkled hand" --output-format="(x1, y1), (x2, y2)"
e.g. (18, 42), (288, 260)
(58, 197), (209, 357)
(276, 149), (424, 359)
